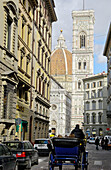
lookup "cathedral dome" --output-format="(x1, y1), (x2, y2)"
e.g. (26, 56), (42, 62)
(51, 31), (72, 75)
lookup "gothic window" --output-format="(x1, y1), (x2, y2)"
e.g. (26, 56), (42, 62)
(78, 62), (81, 69)
(80, 35), (85, 48)
(83, 62), (86, 69)
(6, 16), (12, 50)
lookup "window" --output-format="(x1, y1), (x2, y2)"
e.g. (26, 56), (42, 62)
(98, 113), (102, 124)
(25, 92), (28, 102)
(92, 101), (96, 110)
(91, 90), (96, 98)
(98, 89), (102, 97)
(39, 77), (41, 94)
(42, 81), (45, 97)
(20, 51), (24, 68)
(92, 113), (96, 124)
(86, 102), (90, 110)
(27, 27), (31, 47)
(86, 91), (89, 99)
(80, 35), (85, 48)
(98, 100), (102, 109)
(99, 81), (102, 87)
(23, 0), (26, 6)
(6, 17), (12, 50)
(36, 75), (38, 91)
(45, 53), (47, 70)
(92, 82), (96, 88)
(78, 62), (81, 69)
(26, 57), (29, 74)
(42, 48), (44, 66)
(19, 89), (22, 99)
(78, 82), (81, 89)
(48, 58), (50, 73)
(83, 62), (86, 69)
(86, 114), (90, 124)
(38, 41), (41, 62)
(87, 83), (90, 89)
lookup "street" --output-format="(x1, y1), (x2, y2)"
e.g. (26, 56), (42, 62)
(31, 143), (111, 170)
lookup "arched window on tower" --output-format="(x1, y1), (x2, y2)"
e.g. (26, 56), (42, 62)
(80, 33), (86, 48)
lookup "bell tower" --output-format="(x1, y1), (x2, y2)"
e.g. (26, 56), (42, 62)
(71, 10), (95, 129)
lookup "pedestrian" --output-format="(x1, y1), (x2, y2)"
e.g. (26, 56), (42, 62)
(70, 124), (85, 139)
(95, 137), (99, 150)
(101, 137), (105, 149)
(104, 137), (109, 150)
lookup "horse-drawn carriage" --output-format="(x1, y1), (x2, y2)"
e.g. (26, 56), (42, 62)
(48, 137), (88, 170)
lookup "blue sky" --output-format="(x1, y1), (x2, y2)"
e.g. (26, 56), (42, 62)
(52, 0), (111, 74)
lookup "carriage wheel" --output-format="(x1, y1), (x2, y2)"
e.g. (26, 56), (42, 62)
(48, 152), (54, 170)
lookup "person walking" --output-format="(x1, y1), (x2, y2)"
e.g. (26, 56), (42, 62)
(95, 137), (99, 150)
(104, 137), (109, 150)
(101, 137), (105, 149)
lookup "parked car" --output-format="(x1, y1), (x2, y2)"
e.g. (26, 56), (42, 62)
(89, 137), (95, 144)
(3, 140), (38, 169)
(0, 143), (18, 170)
(34, 138), (52, 155)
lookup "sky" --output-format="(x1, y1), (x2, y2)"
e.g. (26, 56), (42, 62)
(52, 0), (111, 74)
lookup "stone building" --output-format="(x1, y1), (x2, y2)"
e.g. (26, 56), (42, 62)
(49, 76), (71, 137)
(17, 0), (57, 141)
(51, 30), (72, 94)
(71, 10), (95, 130)
(103, 23), (111, 134)
(83, 73), (107, 137)
(0, 0), (19, 141)
(50, 31), (72, 136)
(0, 0), (57, 142)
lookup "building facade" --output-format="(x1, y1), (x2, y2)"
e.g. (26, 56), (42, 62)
(103, 23), (111, 133)
(71, 10), (95, 130)
(17, 0), (57, 141)
(49, 76), (71, 137)
(0, 0), (57, 142)
(83, 73), (107, 137)
(32, 0), (57, 141)
(0, 0), (19, 141)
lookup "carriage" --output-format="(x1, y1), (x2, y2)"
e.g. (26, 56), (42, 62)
(48, 137), (88, 170)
